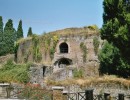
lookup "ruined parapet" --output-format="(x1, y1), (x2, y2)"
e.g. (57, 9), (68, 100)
(52, 65), (75, 81)
(29, 63), (53, 86)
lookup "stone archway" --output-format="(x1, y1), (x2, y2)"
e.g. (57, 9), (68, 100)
(59, 42), (68, 53)
(58, 58), (71, 68)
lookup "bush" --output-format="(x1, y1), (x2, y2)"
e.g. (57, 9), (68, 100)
(17, 83), (52, 99)
(98, 41), (130, 78)
(93, 37), (100, 55)
(80, 42), (87, 63)
(73, 69), (84, 78)
(0, 60), (31, 83)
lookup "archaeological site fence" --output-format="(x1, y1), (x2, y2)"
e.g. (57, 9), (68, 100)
(64, 89), (130, 100)
(1, 85), (130, 100)
(1, 87), (52, 100)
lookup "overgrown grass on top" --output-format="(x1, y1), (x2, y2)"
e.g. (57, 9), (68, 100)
(0, 59), (31, 83)
(46, 75), (130, 88)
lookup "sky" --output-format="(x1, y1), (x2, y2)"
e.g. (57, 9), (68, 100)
(0, 0), (103, 37)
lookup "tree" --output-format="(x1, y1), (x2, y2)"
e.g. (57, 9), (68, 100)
(100, 0), (130, 77)
(0, 16), (4, 56)
(99, 41), (130, 77)
(27, 27), (33, 37)
(17, 20), (23, 40)
(4, 19), (16, 54)
(101, 0), (130, 62)
(0, 16), (3, 42)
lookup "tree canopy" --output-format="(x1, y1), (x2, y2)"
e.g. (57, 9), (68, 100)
(27, 27), (33, 37)
(17, 20), (23, 39)
(4, 19), (16, 54)
(101, 0), (130, 62)
(100, 0), (130, 77)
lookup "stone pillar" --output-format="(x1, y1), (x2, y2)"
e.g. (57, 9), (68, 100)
(85, 89), (93, 100)
(104, 93), (110, 100)
(52, 86), (64, 100)
(118, 93), (124, 100)
(63, 90), (68, 100)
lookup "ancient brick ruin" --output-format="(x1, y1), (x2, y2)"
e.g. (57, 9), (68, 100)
(16, 27), (102, 84)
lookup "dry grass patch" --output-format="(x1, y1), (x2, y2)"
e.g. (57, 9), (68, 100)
(17, 37), (32, 44)
(46, 75), (130, 88)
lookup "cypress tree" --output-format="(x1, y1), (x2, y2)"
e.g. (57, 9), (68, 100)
(4, 19), (16, 54)
(0, 16), (4, 56)
(17, 20), (23, 40)
(0, 16), (3, 42)
(100, 0), (130, 77)
(101, 0), (130, 61)
(27, 27), (33, 37)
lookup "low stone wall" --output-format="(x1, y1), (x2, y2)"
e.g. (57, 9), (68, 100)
(52, 84), (130, 100)
(63, 83), (130, 97)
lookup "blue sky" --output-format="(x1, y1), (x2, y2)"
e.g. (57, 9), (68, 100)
(0, 0), (103, 37)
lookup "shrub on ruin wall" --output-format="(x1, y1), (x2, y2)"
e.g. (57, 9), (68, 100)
(93, 37), (100, 55)
(73, 69), (84, 78)
(32, 34), (42, 62)
(80, 42), (87, 63)
(49, 35), (59, 59)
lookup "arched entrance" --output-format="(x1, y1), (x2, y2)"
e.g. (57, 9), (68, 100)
(59, 42), (68, 53)
(58, 58), (72, 68)
(54, 58), (72, 68)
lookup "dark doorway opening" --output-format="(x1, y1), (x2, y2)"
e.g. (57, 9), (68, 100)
(58, 58), (72, 68)
(59, 42), (68, 53)
(43, 66), (46, 76)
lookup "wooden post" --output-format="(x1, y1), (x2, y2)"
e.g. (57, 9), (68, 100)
(118, 93), (124, 100)
(104, 93), (110, 100)
(52, 86), (64, 100)
(85, 89), (93, 100)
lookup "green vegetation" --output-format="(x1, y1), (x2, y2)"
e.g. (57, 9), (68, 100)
(17, 83), (52, 99)
(0, 16), (25, 56)
(73, 69), (84, 78)
(80, 42), (87, 63)
(93, 37), (100, 55)
(14, 42), (19, 62)
(100, 0), (130, 77)
(49, 35), (59, 59)
(99, 42), (130, 77)
(40, 33), (59, 60)
(0, 59), (31, 83)
(0, 16), (4, 56)
(0, 16), (3, 42)
(4, 19), (16, 54)
(27, 27), (33, 37)
(32, 34), (42, 62)
(87, 25), (99, 31)
(16, 20), (23, 40)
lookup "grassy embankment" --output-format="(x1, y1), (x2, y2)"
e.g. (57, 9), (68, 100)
(0, 59), (31, 83)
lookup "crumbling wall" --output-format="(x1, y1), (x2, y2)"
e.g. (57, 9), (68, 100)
(16, 28), (101, 79)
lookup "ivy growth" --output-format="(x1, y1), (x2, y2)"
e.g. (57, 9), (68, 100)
(32, 34), (42, 63)
(93, 37), (100, 55)
(80, 42), (87, 63)
(14, 42), (19, 62)
(49, 35), (59, 59)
